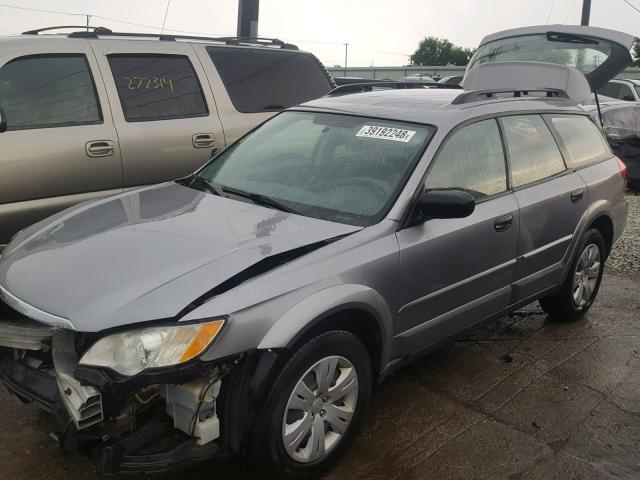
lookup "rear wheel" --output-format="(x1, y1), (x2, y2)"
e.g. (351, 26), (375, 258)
(539, 229), (605, 321)
(249, 330), (372, 478)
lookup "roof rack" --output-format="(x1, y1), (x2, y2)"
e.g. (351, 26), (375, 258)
(21, 26), (299, 49)
(451, 88), (569, 105)
(328, 81), (462, 96)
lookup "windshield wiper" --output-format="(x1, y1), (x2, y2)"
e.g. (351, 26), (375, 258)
(220, 185), (299, 214)
(188, 175), (224, 196)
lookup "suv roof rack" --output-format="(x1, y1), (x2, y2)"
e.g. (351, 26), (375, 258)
(328, 81), (462, 96)
(21, 26), (299, 49)
(451, 88), (569, 105)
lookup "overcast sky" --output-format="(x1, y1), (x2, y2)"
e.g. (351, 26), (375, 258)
(0, 0), (639, 66)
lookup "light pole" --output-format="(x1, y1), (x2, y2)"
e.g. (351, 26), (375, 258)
(344, 43), (349, 77)
(581, 0), (591, 26)
(237, 0), (259, 39)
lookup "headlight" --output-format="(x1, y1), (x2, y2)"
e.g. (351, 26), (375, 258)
(79, 320), (225, 376)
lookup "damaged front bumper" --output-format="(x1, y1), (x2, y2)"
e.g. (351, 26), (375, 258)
(0, 310), (234, 474)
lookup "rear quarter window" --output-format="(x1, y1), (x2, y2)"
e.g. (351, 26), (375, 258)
(207, 47), (332, 113)
(547, 115), (611, 168)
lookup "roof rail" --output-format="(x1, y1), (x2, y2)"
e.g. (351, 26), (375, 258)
(328, 81), (462, 96)
(20, 26), (299, 49)
(451, 88), (568, 105)
(22, 25), (113, 35)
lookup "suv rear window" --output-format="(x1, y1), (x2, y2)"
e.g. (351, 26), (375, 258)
(107, 54), (208, 122)
(547, 115), (610, 167)
(207, 47), (332, 113)
(0, 54), (101, 130)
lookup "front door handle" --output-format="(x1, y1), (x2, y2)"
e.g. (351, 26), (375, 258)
(570, 188), (585, 203)
(193, 133), (216, 148)
(494, 214), (513, 232)
(86, 140), (115, 157)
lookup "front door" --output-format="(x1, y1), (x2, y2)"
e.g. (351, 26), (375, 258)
(395, 118), (519, 354)
(0, 39), (123, 246)
(90, 40), (226, 188)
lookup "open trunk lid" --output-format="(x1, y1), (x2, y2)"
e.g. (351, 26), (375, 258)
(466, 25), (637, 92)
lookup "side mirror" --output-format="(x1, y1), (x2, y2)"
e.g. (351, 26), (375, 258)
(623, 96), (635, 102)
(409, 189), (476, 226)
(0, 107), (6, 133)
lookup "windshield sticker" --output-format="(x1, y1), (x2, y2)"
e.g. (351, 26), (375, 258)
(356, 125), (416, 143)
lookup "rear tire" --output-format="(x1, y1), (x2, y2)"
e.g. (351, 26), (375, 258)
(539, 228), (605, 322)
(249, 330), (372, 478)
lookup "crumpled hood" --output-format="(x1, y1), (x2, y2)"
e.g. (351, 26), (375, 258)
(0, 183), (360, 332)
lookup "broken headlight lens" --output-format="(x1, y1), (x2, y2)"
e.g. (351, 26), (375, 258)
(79, 320), (225, 376)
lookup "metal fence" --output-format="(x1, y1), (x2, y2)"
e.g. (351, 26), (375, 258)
(327, 66), (640, 81)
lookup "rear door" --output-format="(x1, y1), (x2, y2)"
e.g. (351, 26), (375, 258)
(0, 39), (122, 246)
(90, 40), (225, 188)
(502, 114), (586, 302)
(466, 25), (637, 92)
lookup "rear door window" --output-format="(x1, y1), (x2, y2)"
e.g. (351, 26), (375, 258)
(599, 82), (621, 99)
(107, 54), (208, 122)
(501, 115), (566, 187)
(547, 115), (611, 167)
(618, 83), (636, 101)
(425, 119), (507, 199)
(207, 47), (332, 113)
(0, 54), (101, 130)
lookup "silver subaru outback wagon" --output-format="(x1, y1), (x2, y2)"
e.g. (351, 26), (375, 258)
(0, 25), (633, 477)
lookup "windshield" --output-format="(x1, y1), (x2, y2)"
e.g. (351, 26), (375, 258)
(197, 111), (434, 226)
(635, 85), (640, 98)
(469, 34), (612, 74)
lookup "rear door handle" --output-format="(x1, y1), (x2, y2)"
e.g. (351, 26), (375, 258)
(86, 140), (115, 157)
(570, 189), (585, 203)
(193, 133), (216, 148)
(494, 214), (513, 232)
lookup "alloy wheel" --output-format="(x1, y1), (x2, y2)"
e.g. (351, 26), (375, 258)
(573, 243), (601, 308)
(282, 355), (359, 463)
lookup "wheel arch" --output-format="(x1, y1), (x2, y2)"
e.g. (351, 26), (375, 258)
(588, 214), (614, 258)
(257, 284), (394, 378)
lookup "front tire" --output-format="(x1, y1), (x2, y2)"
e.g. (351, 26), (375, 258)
(539, 228), (606, 322)
(249, 331), (372, 478)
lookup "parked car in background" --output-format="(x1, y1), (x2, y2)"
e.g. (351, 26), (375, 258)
(583, 101), (640, 190)
(438, 75), (463, 85)
(332, 76), (393, 86)
(0, 26), (334, 248)
(598, 79), (640, 101)
(400, 72), (435, 82)
(0, 24), (633, 478)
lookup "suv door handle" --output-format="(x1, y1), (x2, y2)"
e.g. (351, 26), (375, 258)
(193, 133), (216, 148)
(570, 189), (585, 203)
(494, 214), (513, 232)
(86, 140), (115, 157)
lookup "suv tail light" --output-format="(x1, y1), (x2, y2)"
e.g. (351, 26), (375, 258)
(615, 156), (629, 182)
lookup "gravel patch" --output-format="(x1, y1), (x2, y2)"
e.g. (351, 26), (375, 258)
(608, 194), (640, 273)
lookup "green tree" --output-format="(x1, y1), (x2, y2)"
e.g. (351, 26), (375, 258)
(410, 37), (474, 66)
(633, 40), (640, 67)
